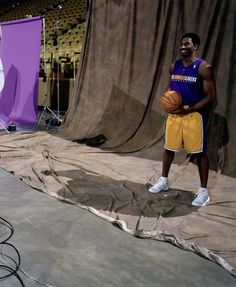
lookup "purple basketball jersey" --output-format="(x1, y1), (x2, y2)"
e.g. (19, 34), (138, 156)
(170, 58), (205, 108)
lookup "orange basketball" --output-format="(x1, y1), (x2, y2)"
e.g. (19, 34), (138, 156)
(160, 90), (182, 112)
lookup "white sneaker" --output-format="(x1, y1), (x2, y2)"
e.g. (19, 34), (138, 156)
(149, 177), (169, 193)
(192, 188), (210, 207)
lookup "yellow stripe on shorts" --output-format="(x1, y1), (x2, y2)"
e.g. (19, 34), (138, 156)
(164, 112), (203, 153)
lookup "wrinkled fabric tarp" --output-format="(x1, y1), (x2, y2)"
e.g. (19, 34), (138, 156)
(0, 131), (235, 276)
(60, 0), (236, 177)
(1, 0), (236, 279)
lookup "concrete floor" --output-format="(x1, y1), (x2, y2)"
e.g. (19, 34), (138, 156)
(0, 168), (235, 287)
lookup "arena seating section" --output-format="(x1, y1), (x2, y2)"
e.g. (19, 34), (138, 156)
(0, 0), (87, 110)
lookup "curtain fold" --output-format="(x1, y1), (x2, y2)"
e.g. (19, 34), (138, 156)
(60, 0), (236, 177)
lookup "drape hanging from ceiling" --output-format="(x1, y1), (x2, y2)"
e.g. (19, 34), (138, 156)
(60, 0), (236, 178)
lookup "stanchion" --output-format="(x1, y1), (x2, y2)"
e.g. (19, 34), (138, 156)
(37, 16), (61, 129)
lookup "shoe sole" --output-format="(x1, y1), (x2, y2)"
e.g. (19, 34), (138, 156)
(192, 196), (210, 207)
(148, 187), (169, 193)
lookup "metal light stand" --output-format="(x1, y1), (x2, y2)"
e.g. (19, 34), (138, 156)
(55, 16), (61, 121)
(46, 4), (64, 129)
(37, 16), (61, 128)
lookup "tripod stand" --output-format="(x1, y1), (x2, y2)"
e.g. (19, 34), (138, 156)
(0, 118), (10, 133)
(37, 16), (61, 128)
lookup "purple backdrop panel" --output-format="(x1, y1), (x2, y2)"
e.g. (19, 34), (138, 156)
(0, 16), (42, 125)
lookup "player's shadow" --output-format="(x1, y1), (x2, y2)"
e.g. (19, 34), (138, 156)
(47, 168), (198, 219)
(190, 112), (229, 173)
(206, 112), (229, 172)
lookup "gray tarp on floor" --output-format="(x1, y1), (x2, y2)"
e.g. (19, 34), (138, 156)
(60, 0), (236, 177)
(0, 132), (235, 276)
(1, 0), (236, 280)
(55, 2), (236, 274)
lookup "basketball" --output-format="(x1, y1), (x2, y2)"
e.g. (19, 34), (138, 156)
(160, 90), (182, 112)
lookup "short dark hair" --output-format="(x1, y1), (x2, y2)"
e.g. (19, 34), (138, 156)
(181, 33), (200, 46)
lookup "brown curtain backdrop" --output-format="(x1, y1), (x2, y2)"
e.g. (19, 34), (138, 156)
(60, 0), (236, 178)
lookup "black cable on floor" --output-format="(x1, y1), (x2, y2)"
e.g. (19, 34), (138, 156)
(0, 217), (25, 286)
(0, 242), (21, 277)
(0, 265), (25, 286)
(0, 216), (14, 243)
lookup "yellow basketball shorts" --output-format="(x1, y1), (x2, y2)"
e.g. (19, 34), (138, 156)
(164, 112), (206, 154)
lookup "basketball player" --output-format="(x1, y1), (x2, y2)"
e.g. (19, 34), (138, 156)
(149, 33), (217, 207)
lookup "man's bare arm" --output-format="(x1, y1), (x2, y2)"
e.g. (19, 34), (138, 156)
(190, 62), (217, 111)
(171, 62), (217, 114)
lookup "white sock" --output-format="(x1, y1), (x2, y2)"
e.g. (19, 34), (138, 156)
(199, 187), (208, 193)
(160, 176), (168, 183)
